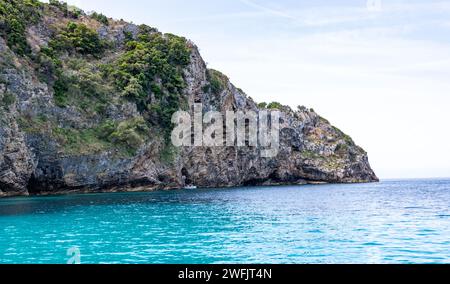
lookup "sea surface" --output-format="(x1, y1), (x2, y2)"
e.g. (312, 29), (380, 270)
(0, 179), (449, 264)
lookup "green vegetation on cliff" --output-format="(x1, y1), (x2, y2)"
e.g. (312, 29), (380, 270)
(203, 69), (227, 95)
(1, 91), (15, 109)
(18, 113), (149, 157)
(35, 19), (109, 108)
(0, 0), (191, 156)
(53, 117), (149, 156)
(104, 28), (191, 132)
(258, 101), (283, 110)
(50, 21), (107, 56)
(90, 12), (108, 26)
(0, 0), (43, 55)
(48, 0), (81, 18)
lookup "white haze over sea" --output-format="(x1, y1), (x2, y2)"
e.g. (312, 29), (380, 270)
(56, 0), (450, 179)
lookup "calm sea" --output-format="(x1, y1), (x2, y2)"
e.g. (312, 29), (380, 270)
(0, 179), (449, 264)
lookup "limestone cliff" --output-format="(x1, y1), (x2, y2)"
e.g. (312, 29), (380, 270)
(0, 1), (378, 197)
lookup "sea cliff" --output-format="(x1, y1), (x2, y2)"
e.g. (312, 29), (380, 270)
(0, 0), (378, 197)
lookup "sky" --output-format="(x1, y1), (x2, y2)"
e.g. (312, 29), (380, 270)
(58, 0), (450, 179)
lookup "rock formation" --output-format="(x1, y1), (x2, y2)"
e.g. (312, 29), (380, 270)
(0, 1), (378, 197)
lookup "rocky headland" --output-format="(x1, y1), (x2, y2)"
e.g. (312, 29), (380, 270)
(0, 0), (378, 197)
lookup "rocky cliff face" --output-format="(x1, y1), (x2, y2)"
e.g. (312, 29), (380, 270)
(0, 1), (377, 197)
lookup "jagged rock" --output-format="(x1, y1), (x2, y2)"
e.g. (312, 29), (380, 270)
(0, 2), (378, 197)
(0, 98), (35, 197)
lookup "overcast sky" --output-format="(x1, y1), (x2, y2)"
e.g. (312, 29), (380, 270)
(58, 0), (450, 179)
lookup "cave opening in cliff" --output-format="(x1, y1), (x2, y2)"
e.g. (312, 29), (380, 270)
(181, 168), (193, 186)
(27, 174), (43, 195)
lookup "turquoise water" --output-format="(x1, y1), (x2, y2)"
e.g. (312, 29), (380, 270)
(0, 179), (449, 264)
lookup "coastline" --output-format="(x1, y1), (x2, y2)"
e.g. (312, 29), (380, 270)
(0, 179), (379, 199)
(0, 1), (378, 199)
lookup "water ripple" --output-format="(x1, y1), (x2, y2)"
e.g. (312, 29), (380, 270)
(1, 179), (450, 264)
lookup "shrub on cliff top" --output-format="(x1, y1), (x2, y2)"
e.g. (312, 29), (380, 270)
(258, 102), (286, 110)
(91, 12), (108, 26)
(49, 0), (81, 18)
(267, 102), (283, 110)
(49, 0), (67, 15)
(258, 102), (268, 109)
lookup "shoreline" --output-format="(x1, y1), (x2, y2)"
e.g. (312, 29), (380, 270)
(0, 179), (379, 200)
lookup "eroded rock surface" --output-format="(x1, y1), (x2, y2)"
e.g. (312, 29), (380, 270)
(0, 2), (377, 197)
